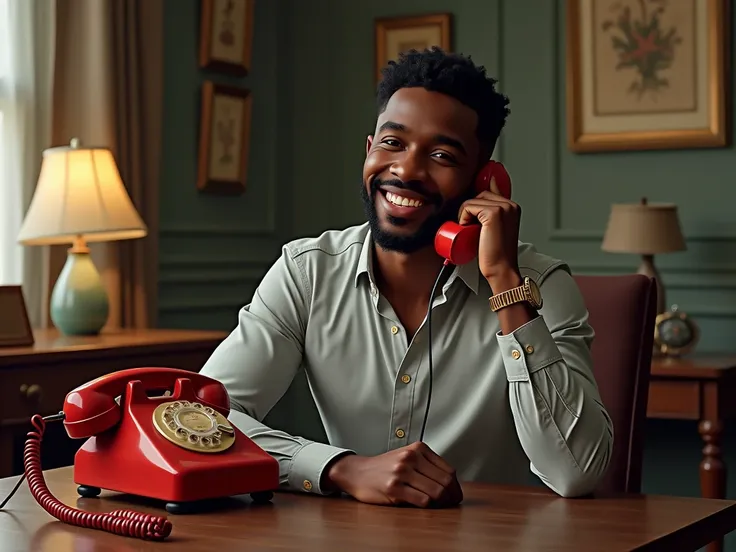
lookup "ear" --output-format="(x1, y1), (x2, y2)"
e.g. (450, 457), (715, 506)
(366, 135), (373, 155)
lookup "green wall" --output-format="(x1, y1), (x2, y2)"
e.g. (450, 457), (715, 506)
(159, 1), (735, 548)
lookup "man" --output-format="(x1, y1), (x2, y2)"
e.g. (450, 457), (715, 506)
(200, 47), (613, 508)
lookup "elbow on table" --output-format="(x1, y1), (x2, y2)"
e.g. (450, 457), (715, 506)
(542, 442), (613, 498)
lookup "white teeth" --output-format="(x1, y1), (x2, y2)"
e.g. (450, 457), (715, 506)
(386, 191), (423, 208)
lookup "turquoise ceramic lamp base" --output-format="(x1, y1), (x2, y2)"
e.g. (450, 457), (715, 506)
(50, 236), (109, 335)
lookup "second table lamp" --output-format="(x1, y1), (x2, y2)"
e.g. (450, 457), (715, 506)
(16, 138), (147, 335)
(601, 197), (686, 314)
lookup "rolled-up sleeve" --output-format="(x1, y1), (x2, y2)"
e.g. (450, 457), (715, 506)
(495, 267), (613, 497)
(200, 245), (353, 495)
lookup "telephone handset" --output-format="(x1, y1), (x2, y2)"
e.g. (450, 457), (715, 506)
(434, 160), (512, 266)
(6, 367), (279, 541)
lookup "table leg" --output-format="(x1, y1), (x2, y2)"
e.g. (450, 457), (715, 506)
(699, 420), (726, 552)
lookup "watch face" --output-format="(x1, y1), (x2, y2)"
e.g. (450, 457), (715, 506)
(527, 278), (543, 307)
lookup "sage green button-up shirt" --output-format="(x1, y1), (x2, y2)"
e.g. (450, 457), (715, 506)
(200, 222), (613, 498)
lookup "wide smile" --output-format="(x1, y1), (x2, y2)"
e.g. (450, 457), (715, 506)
(377, 189), (430, 220)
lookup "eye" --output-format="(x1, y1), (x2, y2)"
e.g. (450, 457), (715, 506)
(432, 151), (457, 163)
(381, 138), (402, 148)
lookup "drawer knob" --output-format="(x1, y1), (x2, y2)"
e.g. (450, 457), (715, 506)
(20, 383), (43, 403)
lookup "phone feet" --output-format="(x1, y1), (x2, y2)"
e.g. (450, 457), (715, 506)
(250, 491), (274, 504)
(77, 485), (101, 498)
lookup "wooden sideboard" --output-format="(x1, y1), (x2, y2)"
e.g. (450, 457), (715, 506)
(0, 328), (228, 478)
(648, 355), (736, 552)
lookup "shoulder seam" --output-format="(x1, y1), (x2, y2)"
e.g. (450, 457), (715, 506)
(289, 239), (363, 259)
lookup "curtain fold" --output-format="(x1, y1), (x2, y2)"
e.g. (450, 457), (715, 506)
(45, 0), (162, 330)
(0, 0), (56, 327)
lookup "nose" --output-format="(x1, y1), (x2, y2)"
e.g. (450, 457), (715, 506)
(390, 149), (427, 183)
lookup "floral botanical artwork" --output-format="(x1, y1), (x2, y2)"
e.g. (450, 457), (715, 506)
(208, 94), (244, 182)
(592, 0), (695, 115)
(199, 0), (253, 75)
(375, 14), (451, 82)
(566, 0), (727, 152)
(218, 0), (236, 47)
(601, 0), (683, 99)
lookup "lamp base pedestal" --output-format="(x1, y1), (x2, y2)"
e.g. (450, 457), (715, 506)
(637, 254), (666, 315)
(50, 239), (109, 336)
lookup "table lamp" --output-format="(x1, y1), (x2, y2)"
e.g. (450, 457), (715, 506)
(16, 138), (147, 335)
(601, 197), (686, 314)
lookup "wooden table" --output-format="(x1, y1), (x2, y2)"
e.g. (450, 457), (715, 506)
(0, 328), (227, 479)
(0, 468), (735, 552)
(648, 355), (736, 552)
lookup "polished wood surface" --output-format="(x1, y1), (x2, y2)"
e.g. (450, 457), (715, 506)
(0, 329), (227, 478)
(648, 355), (736, 552)
(0, 468), (735, 552)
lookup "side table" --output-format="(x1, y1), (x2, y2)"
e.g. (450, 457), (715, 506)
(648, 355), (736, 552)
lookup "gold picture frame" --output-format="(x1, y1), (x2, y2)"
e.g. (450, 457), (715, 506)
(375, 13), (452, 83)
(0, 285), (34, 347)
(197, 81), (253, 195)
(199, 0), (255, 76)
(566, 0), (729, 152)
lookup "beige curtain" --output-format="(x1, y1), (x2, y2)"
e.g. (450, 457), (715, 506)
(43, 0), (162, 330)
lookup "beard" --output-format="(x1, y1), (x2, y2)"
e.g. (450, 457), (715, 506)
(360, 175), (475, 254)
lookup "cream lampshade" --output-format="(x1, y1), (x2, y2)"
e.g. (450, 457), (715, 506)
(17, 138), (147, 335)
(601, 197), (686, 314)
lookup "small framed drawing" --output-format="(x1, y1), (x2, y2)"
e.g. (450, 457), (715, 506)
(0, 285), (34, 347)
(375, 13), (452, 82)
(197, 81), (253, 195)
(566, 0), (729, 152)
(199, 0), (255, 76)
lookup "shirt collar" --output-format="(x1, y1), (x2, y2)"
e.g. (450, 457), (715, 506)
(353, 228), (481, 295)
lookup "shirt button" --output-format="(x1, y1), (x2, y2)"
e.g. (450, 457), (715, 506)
(525, 345), (534, 354)
(395, 428), (405, 438)
(303, 479), (313, 491)
(511, 350), (521, 360)
(370, 285), (378, 297)
(391, 325), (399, 335)
(401, 374), (411, 384)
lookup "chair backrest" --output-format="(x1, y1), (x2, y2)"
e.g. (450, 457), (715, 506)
(573, 274), (657, 494)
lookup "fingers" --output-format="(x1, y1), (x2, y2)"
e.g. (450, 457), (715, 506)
(458, 197), (519, 226)
(387, 443), (458, 508)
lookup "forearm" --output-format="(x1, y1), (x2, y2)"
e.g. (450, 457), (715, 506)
(497, 317), (613, 497)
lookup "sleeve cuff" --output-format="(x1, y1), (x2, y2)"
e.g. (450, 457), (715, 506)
(496, 315), (563, 382)
(288, 442), (354, 495)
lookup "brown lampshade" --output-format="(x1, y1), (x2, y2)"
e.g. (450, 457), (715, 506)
(601, 198), (686, 255)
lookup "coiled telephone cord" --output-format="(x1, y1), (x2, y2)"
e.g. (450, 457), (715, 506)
(0, 413), (172, 541)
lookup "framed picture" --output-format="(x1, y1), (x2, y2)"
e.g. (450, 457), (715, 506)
(199, 0), (254, 76)
(197, 81), (253, 195)
(375, 13), (452, 82)
(566, 0), (728, 152)
(0, 285), (34, 347)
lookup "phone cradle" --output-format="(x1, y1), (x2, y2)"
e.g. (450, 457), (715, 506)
(71, 378), (280, 514)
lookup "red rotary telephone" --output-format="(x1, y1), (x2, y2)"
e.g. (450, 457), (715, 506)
(12, 367), (279, 541)
(434, 160), (512, 266)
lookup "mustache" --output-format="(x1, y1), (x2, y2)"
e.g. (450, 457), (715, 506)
(371, 177), (443, 206)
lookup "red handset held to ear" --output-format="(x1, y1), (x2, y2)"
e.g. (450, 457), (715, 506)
(434, 160), (512, 265)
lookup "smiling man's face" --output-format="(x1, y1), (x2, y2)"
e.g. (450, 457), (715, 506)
(361, 87), (482, 254)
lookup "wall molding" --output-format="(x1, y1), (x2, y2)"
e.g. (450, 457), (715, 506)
(542, 3), (736, 243)
(159, 268), (268, 285)
(159, 258), (275, 270)
(159, 227), (278, 238)
(159, 300), (244, 313)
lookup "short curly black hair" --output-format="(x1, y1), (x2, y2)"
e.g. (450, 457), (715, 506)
(377, 47), (510, 153)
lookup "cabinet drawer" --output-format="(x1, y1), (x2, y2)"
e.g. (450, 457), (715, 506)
(0, 350), (213, 425)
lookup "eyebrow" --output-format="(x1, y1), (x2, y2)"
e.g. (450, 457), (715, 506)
(378, 120), (467, 155)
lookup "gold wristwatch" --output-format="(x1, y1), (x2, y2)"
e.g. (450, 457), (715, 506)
(489, 276), (543, 312)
